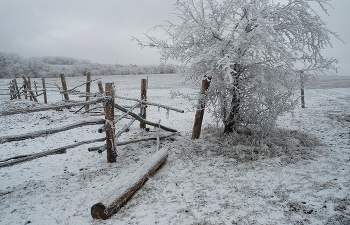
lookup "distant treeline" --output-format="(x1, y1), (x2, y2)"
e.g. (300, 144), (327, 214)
(0, 52), (178, 78)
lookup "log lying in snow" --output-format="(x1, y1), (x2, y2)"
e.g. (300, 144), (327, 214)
(0, 119), (105, 143)
(0, 137), (106, 168)
(91, 147), (168, 220)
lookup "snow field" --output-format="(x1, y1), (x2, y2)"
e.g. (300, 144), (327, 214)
(0, 74), (349, 224)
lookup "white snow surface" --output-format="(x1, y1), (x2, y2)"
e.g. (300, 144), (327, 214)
(0, 74), (349, 225)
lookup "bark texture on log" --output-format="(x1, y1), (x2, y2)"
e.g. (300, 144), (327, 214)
(85, 72), (91, 111)
(91, 147), (168, 220)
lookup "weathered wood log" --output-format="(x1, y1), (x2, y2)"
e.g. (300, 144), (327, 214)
(0, 137), (106, 168)
(192, 78), (211, 139)
(114, 103), (177, 133)
(22, 76), (38, 102)
(105, 83), (117, 163)
(0, 119), (105, 144)
(0, 98), (105, 116)
(91, 147), (168, 220)
(115, 95), (184, 113)
(28, 76), (33, 101)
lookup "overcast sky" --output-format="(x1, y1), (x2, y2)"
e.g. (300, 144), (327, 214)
(0, 0), (349, 75)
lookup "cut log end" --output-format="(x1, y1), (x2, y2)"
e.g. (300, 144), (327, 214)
(91, 203), (109, 220)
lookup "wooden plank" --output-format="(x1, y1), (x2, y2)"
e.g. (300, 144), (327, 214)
(91, 147), (168, 220)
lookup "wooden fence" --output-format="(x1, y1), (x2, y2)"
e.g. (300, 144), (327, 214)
(0, 75), (184, 219)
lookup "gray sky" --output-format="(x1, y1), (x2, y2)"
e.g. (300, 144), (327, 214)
(0, 0), (349, 75)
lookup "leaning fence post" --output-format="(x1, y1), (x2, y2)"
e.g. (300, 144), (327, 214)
(105, 82), (117, 163)
(13, 79), (20, 99)
(60, 73), (69, 102)
(42, 77), (47, 104)
(97, 81), (104, 94)
(191, 77), (211, 139)
(140, 79), (147, 129)
(85, 72), (91, 112)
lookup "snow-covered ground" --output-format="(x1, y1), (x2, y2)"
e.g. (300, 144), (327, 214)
(0, 74), (349, 224)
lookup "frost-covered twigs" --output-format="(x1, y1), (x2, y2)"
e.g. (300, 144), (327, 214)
(135, 0), (340, 134)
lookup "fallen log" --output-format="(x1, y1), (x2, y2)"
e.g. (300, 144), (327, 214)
(114, 103), (177, 133)
(115, 95), (184, 113)
(0, 119), (105, 144)
(0, 98), (106, 116)
(0, 137), (106, 168)
(91, 147), (168, 220)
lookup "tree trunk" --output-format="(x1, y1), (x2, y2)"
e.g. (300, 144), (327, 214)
(224, 65), (242, 133)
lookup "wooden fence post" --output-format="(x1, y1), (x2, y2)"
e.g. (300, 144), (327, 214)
(28, 76), (33, 101)
(42, 77), (47, 104)
(60, 73), (69, 102)
(300, 72), (305, 108)
(105, 83), (117, 163)
(191, 78), (211, 139)
(140, 79), (147, 129)
(98, 81), (104, 93)
(22, 76), (38, 102)
(85, 72), (91, 111)
(13, 79), (20, 99)
(9, 81), (14, 100)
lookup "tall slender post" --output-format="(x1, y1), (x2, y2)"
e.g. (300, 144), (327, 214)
(13, 79), (20, 99)
(9, 81), (14, 100)
(140, 79), (147, 129)
(85, 72), (91, 111)
(42, 77), (47, 104)
(192, 78), (211, 139)
(28, 76), (33, 101)
(300, 72), (305, 108)
(105, 83), (117, 163)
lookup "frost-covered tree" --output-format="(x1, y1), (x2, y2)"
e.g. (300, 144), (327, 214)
(135, 0), (339, 134)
